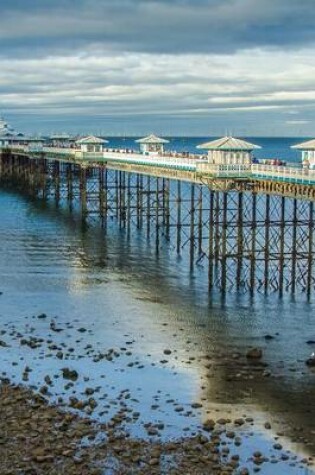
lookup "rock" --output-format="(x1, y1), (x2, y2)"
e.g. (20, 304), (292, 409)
(163, 349), (172, 355)
(217, 418), (228, 425)
(191, 402), (203, 409)
(306, 355), (315, 367)
(0, 340), (9, 348)
(273, 443), (283, 450)
(234, 418), (245, 426)
(35, 455), (54, 463)
(264, 334), (274, 340)
(62, 368), (79, 381)
(85, 388), (95, 396)
(246, 348), (263, 359)
(264, 422), (271, 429)
(203, 419), (215, 432)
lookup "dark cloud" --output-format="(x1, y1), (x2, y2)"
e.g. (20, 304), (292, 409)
(0, 0), (315, 135)
(0, 0), (314, 56)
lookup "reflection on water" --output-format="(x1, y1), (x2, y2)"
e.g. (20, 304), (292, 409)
(0, 188), (314, 473)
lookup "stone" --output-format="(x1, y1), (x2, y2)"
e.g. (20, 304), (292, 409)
(306, 356), (315, 367)
(273, 443), (283, 450)
(234, 418), (245, 426)
(62, 368), (79, 381)
(246, 348), (263, 359)
(163, 349), (172, 355)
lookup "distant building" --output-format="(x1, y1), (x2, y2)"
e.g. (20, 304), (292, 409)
(135, 134), (169, 155)
(49, 133), (75, 147)
(75, 135), (108, 154)
(0, 118), (22, 147)
(291, 139), (315, 168)
(197, 136), (261, 165)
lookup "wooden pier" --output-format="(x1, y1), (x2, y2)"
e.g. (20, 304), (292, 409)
(1, 145), (315, 296)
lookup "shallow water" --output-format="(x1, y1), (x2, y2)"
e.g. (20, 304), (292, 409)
(0, 184), (314, 474)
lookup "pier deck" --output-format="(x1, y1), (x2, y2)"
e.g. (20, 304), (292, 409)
(2, 144), (315, 199)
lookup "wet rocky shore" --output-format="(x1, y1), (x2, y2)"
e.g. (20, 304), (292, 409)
(0, 310), (314, 474)
(1, 380), (313, 475)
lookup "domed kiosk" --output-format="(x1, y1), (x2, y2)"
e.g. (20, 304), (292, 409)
(197, 136), (261, 165)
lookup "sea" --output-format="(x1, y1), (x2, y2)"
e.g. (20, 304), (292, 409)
(0, 137), (314, 474)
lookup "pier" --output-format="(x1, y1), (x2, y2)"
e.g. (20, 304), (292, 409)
(1, 138), (315, 296)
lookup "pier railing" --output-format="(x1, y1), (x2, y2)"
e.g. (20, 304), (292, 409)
(252, 164), (315, 184)
(195, 163), (251, 177)
(2, 143), (315, 185)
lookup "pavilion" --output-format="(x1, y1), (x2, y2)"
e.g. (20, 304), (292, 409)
(75, 135), (108, 154)
(291, 139), (315, 168)
(197, 136), (261, 165)
(135, 134), (169, 155)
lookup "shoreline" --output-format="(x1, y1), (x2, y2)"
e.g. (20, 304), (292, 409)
(0, 381), (240, 475)
(1, 381), (314, 475)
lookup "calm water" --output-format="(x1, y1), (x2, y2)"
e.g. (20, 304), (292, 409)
(0, 137), (314, 474)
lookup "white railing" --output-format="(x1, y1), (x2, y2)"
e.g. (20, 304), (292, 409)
(102, 152), (197, 170)
(42, 146), (75, 156)
(251, 164), (315, 182)
(2, 144), (315, 184)
(196, 163), (251, 175)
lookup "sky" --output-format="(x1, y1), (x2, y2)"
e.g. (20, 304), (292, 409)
(1, 0), (315, 136)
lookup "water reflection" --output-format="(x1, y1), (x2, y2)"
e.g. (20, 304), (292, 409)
(0, 187), (314, 469)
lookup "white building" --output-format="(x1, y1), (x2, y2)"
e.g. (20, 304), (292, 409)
(49, 133), (74, 147)
(197, 136), (261, 165)
(135, 134), (169, 155)
(75, 135), (108, 154)
(291, 139), (315, 168)
(0, 118), (22, 147)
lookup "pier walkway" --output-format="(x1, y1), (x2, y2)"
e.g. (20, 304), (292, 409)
(4, 143), (315, 185)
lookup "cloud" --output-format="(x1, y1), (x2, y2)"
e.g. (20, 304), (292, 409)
(0, 0), (314, 56)
(0, 46), (314, 134)
(0, 1), (315, 134)
(286, 120), (311, 125)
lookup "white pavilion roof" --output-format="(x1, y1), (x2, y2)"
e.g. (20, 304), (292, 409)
(197, 136), (261, 151)
(135, 134), (169, 144)
(291, 139), (315, 150)
(76, 135), (108, 145)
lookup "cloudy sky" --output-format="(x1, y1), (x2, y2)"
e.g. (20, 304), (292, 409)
(1, 0), (315, 136)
